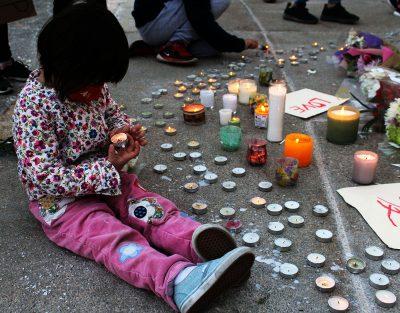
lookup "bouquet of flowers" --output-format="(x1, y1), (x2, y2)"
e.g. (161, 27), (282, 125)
(334, 30), (400, 77)
(385, 98), (400, 147)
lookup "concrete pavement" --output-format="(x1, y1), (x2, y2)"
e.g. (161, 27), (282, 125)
(1, 0), (399, 312)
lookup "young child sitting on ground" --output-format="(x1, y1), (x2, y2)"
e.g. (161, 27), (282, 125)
(12, 3), (254, 312)
(130, 0), (259, 64)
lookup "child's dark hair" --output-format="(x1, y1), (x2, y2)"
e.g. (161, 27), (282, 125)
(38, 3), (129, 100)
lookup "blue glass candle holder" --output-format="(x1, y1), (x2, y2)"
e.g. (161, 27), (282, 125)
(219, 125), (242, 151)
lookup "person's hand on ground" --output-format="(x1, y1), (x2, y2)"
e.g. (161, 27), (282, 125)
(245, 39), (259, 49)
(110, 124), (148, 146)
(108, 133), (141, 171)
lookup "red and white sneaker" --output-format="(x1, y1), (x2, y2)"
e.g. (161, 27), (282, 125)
(156, 41), (198, 65)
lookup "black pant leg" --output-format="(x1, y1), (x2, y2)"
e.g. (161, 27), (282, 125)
(53, 0), (107, 15)
(0, 24), (12, 63)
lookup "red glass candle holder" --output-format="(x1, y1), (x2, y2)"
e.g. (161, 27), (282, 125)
(246, 139), (267, 166)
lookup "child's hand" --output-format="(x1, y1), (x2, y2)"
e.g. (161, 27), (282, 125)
(110, 124), (148, 147)
(108, 134), (140, 171)
(245, 39), (259, 49)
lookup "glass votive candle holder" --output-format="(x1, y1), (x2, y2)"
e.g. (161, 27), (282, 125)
(275, 157), (299, 187)
(239, 79), (257, 105)
(247, 139), (267, 166)
(327, 106), (360, 145)
(219, 125), (242, 151)
(227, 78), (241, 95)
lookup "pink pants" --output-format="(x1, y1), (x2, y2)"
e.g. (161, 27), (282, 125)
(29, 173), (202, 310)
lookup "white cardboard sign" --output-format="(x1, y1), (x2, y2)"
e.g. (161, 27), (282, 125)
(285, 88), (348, 119)
(337, 183), (400, 250)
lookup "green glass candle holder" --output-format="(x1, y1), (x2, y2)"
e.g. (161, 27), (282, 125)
(259, 65), (273, 87)
(220, 125), (242, 151)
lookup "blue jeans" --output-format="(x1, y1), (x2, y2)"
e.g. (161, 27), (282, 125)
(295, 0), (341, 3)
(138, 0), (231, 57)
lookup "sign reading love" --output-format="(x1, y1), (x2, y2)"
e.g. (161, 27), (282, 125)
(285, 89), (348, 119)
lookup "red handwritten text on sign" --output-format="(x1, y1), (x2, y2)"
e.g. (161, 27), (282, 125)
(377, 197), (400, 227)
(289, 97), (332, 114)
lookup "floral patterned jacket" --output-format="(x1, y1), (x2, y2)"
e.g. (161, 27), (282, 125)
(12, 70), (130, 200)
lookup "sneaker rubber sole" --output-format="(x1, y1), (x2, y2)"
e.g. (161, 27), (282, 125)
(283, 13), (318, 24)
(181, 247), (255, 313)
(0, 86), (13, 94)
(192, 224), (237, 261)
(156, 53), (198, 65)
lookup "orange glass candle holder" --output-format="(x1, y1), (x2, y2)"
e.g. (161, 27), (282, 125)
(247, 139), (267, 166)
(283, 133), (313, 167)
(182, 103), (206, 125)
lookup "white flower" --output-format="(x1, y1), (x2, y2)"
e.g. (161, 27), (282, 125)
(385, 98), (400, 124)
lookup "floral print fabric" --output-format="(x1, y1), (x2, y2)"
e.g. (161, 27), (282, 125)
(13, 70), (131, 200)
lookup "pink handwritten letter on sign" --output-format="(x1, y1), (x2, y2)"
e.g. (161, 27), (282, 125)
(285, 89), (348, 119)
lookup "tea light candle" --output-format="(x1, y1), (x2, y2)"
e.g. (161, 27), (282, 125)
(154, 103), (164, 110)
(214, 156), (228, 165)
(191, 87), (200, 95)
(222, 181), (237, 192)
(279, 263), (298, 278)
(328, 296), (349, 312)
(173, 152), (187, 161)
(219, 109), (233, 126)
(381, 259), (400, 275)
(182, 103), (206, 126)
(225, 220), (242, 233)
(289, 55), (298, 62)
(290, 61), (299, 66)
(184, 96), (194, 104)
(267, 80), (287, 142)
(288, 215), (305, 228)
(174, 80), (183, 86)
(352, 151), (379, 185)
(111, 133), (128, 149)
(221, 74), (230, 80)
(204, 172), (218, 184)
(229, 116), (241, 127)
(316, 229), (333, 243)
(315, 276), (335, 293)
(375, 290), (397, 308)
(186, 140), (200, 150)
(223, 94), (238, 113)
(365, 246), (384, 261)
(320, 46), (326, 52)
(187, 74), (197, 81)
(307, 253), (326, 268)
(189, 151), (202, 161)
(151, 91), (161, 99)
(160, 143), (173, 151)
(327, 106), (360, 145)
(174, 92), (184, 100)
(197, 82), (207, 89)
(346, 257), (366, 274)
(267, 203), (283, 216)
(232, 167), (246, 177)
(369, 273), (390, 290)
(313, 204), (330, 217)
(311, 42), (319, 47)
(284, 201), (300, 212)
(200, 89), (214, 109)
(192, 202), (208, 215)
(268, 221), (285, 235)
(220, 207), (236, 218)
(258, 181), (273, 192)
(163, 111), (175, 119)
(141, 98), (152, 104)
(164, 126), (177, 136)
(274, 237), (292, 252)
(141, 111), (153, 118)
(184, 182), (199, 193)
(228, 79), (241, 94)
(277, 58), (285, 68)
(250, 197), (266, 209)
(208, 78), (217, 84)
(228, 71), (237, 78)
(239, 79), (257, 105)
(193, 165), (207, 175)
(153, 164), (167, 174)
(283, 133), (313, 167)
(243, 232), (260, 247)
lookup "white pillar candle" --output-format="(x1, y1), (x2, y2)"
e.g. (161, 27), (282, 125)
(219, 109), (233, 126)
(200, 89), (214, 108)
(238, 79), (257, 105)
(222, 93), (238, 113)
(267, 80), (287, 142)
(227, 79), (241, 94)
